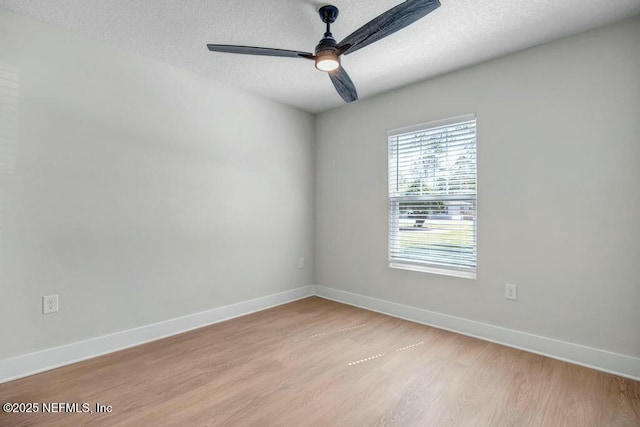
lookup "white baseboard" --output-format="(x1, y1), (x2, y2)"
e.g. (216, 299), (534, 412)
(0, 286), (314, 384)
(314, 285), (640, 381)
(3, 284), (638, 384)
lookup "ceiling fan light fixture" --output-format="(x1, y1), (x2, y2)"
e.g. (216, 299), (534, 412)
(315, 52), (340, 72)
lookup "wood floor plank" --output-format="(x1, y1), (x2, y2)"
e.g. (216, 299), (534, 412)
(0, 296), (638, 426)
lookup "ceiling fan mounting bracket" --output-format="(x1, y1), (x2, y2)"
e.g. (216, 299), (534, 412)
(318, 5), (339, 24)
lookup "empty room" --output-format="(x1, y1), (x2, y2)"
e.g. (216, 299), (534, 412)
(1, 0), (639, 425)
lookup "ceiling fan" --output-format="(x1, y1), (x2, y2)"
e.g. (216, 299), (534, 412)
(207, 0), (441, 103)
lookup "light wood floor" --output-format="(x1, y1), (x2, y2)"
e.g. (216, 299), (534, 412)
(1, 297), (639, 426)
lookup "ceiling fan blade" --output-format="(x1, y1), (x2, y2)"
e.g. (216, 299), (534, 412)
(207, 44), (314, 60)
(329, 66), (358, 103)
(337, 0), (441, 56)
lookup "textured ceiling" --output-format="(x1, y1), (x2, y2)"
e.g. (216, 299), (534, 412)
(1, 0), (639, 113)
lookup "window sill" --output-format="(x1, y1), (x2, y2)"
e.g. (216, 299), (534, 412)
(389, 262), (477, 280)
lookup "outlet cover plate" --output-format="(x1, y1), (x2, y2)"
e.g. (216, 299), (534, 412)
(43, 295), (59, 314)
(505, 284), (517, 301)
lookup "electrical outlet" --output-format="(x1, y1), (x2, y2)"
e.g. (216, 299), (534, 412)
(43, 295), (59, 314)
(505, 284), (517, 301)
(298, 257), (304, 269)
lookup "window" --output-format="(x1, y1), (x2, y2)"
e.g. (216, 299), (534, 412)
(388, 114), (477, 279)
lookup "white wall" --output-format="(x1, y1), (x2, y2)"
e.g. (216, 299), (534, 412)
(0, 8), (315, 360)
(316, 17), (640, 358)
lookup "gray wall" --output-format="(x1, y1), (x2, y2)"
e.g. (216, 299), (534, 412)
(316, 17), (640, 358)
(0, 9), (315, 359)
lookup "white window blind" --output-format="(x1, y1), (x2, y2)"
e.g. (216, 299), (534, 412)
(388, 114), (477, 278)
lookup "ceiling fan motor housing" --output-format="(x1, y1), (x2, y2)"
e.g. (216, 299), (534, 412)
(315, 35), (338, 57)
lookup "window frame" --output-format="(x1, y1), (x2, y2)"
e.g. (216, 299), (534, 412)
(387, 114), (477, 280)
